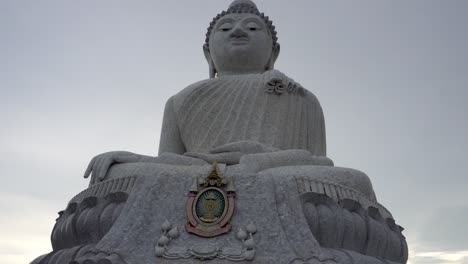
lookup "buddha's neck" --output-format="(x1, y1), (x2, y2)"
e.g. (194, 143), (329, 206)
(217, 69), (267, 77)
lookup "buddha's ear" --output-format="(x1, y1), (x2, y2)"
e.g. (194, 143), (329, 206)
(266, 43), (280, 71)
(203, 44), (216, 78)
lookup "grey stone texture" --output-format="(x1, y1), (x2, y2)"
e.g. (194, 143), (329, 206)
(32, 0), (408, 263)
(160, 70), (326, 156)
(33, 163), (407, 264)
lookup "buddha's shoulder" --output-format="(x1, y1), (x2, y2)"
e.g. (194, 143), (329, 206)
(167, 79), (212, 111)
(165, 73), (323, 111)
(269, 70), (321, 105)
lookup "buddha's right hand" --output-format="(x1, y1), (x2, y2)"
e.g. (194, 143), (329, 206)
(83, 151), (142, 184)
(185, 140), (280, 165)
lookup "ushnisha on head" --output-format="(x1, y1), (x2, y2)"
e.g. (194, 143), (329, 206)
(203, 0), (280, 78)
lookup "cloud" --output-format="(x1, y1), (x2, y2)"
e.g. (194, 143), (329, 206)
(410, 251), (468, 264)
(0, 193), (57, 264)
(415, 206), (468, 252)
(2, 0), (468, 263)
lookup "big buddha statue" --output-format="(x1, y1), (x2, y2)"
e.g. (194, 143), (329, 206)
(32, 1), (408, 264)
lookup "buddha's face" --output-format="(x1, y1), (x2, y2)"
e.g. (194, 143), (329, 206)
(206, 13), (278, 76)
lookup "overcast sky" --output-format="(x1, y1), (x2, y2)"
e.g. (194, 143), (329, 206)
(1, 1), (468, 264)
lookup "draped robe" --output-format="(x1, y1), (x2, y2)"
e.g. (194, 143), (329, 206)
(159, 70), (327, 157)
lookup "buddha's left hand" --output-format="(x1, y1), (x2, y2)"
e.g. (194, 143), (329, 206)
(84, 151), (155, 184)
(185, 140), (279, 165)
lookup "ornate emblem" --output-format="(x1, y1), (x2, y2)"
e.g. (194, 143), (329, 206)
(266, 77), (286, 95)
(264, 74), (307, 96)
(186, 162), (236, 237)
(156, 220), (257, 261)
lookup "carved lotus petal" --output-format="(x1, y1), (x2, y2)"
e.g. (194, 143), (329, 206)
(274, 85), (285, 94)
(265, 86), (275, 93)
(236, 227), (248, 240)
(168, 227), (179, 238)
(287, 82), (296, 93)
(161, 220), (172, 231)
(242, 249), (255, 260)
(244, 237), (255, 249)
(158, 235), (170, 246)
(191, 245), (219, 260)
(246, 222), (257, 234)
(267, 78), (282, 86)
(266, 78), (285, 95)
(155, 245), (165, 256)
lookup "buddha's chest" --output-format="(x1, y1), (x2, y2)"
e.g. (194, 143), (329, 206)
(177, 83), (308, 152)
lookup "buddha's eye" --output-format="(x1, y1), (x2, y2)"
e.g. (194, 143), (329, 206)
(218, 22), (233, 32)
(246, 22), (262, 31)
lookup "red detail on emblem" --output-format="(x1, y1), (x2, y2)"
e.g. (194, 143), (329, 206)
(185, 163), (235, 238)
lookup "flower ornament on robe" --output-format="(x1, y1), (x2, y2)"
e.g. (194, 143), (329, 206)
(266, 78), (285, 95)
(264, 69), (307, 96)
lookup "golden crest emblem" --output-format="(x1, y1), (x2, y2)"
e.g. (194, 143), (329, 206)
(186, 162), (236, 237)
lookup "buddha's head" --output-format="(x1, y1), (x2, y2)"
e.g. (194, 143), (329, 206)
(204, 0), (280, 78)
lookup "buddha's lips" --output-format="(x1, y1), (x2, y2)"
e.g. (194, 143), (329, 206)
(229, 37), (249, 44)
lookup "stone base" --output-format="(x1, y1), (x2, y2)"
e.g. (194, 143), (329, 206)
(32, 163), (408, 264)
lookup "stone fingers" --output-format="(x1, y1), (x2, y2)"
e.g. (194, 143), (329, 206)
(92, 157), (106, 183)
(184, 152), (211, 160)
(185, 151), (241, 164)
(210, 142), (241, 153)
(114, 155), (140, 163)
(210, 140), (261, 154)
(83, 157), (96, 179)
(214, 152), (242, 164)
(97, 158), (114, 182)
(85, 153), (142, 185)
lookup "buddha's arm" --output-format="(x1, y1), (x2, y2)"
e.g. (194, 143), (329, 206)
(158, 96), (186, 155)
(185, 140), (279, 165)
(268, 70), (327, 156)
(305, 92), (327, 156)
(83, 93), (207, 185)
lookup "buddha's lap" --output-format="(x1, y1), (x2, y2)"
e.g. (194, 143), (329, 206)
(104, 161), (376, 202)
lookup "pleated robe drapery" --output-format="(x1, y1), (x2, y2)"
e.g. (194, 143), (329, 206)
(159, 70), (327, 157)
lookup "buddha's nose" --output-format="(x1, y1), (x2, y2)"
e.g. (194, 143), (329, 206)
(229, 25), (248, 38)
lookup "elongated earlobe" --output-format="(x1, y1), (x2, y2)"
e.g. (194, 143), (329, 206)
(203, 44), (217, 78)
(265, 43), (280, 71)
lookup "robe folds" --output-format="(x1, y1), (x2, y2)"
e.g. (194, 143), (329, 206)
(159, 70), (327, 156)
